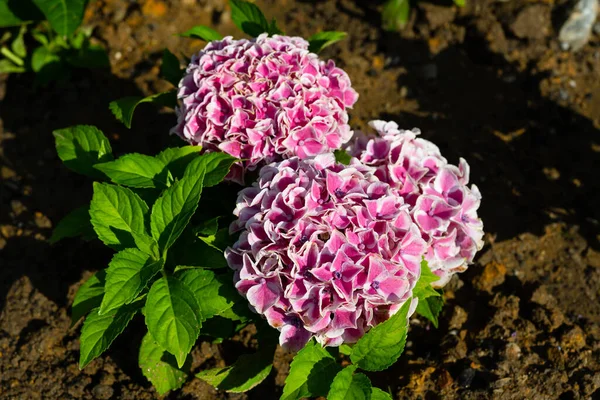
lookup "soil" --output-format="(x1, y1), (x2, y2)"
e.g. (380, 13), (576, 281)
(1, 0), (600, 399)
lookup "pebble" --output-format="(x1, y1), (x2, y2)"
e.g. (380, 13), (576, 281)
(505, 342), (521, 360)
(559, 0), (599, 51)
(510, 5), (551, 39)
(92, 384), (113, 399)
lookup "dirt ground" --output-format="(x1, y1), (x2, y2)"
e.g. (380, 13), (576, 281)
(1, 0), (600, 398)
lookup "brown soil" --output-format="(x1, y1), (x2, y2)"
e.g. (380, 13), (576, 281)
(1, 0), (599, 399)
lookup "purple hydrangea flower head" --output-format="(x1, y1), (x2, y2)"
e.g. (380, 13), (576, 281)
(172, 34), (359, 183)
(225, 153), (426, 351)
(349, 120), (484, 286)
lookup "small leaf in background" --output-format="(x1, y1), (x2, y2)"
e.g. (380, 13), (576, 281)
(454, 0), (466, 7)
(11, 25), (27, 58)
(350, 298), (412, 371)
(193, 217), (219, 237)
(31, 46), (61, 72)
(168, 228), (229, 269)
(196, 346), (275, 392)
(150, 155), (206, 253)
(0, 59), (25, 73)
(229, 0), (271, 37)
(145, 277), (202, 368)
(139, 333), (190, 395)
(0, 0), (44, 28)
(382, 0), (410, 31)
(32, 0), (86, 36)
(178, 25), (223, 42)
(109, 91), (177, 129)
(161, 49), (182, 86)
(415, 294), (444, 328)
(196, 151), (238, 187)
(53, 125), (113, 179)
(307, 31), (347, 53)
(100, 249), (164, 315)
(89, 182), (149, 250)
(281, 339), (341, 400)
(333, 149), (351, 165)
(156, 146), (201, 180)
(327, 365), (372, 400)
(49, 205), (96, 244)
(371, 387), (393, 400)
(175, 269), (237, 320)
(71, 270), (106, 325)
(95, 153), (171, 189)
(338, 343), (353, 356)
(412, 260), (441, 299)
(79, 301), (142, 369)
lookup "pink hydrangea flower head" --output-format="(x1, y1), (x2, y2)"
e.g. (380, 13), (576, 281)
(172, 34), (359, 184)
(225, 154), (426, 351)
(348, 120), (484, 286)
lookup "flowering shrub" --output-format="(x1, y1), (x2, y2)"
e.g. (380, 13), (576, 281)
(349, 120), (484, 286)
(51, 1), (483, 398)
(171, 34), (358, 183)
(226, 153), (426, 350)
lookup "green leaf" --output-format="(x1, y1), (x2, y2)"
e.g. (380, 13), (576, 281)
(139, 332), (190, 395)
(99, 249), (164, 315)
(178, 25), (223, 41)
(109, 91), (177, 129)
(89, 182), (149, 250)
(53, 125), (113, 179)
(193, 217), (219, 237)
(196, 151), (238, 187)
(327, 365), (372, 400)
(308, 31), (347, 53)
(145, 277), (202, 368)
(94, 153), (171, 189)
(382, 0), (410, 31)
(229, 0), (271, 37)
(281, 340), (341, 400)
(454, 0), (466, 7)
(49, 205), (96, 244)
(333, 149), (351, 165)
(168, 227), (228, 269)
(415, 295), (443, 328)
(371, 387), (393, 400)
(0, 59), (25, 73)
(11, 25), (27, 58)
(150, 155), (206, 254)
(350, 299), (412, 371)
(32, 0), (86, 36)
(0, 0), (44, 27)
(196, 346), (274, 392)
(155, 146), (201, 180)
(412, 259), (441, 302)
(31, 46), (61, 72)
(161, 49), (182, 86)
(339, 343), (353, 356)
(175, 269), (236, 320)
(71, 270), (106, 325)
(79, 301), (141, 369)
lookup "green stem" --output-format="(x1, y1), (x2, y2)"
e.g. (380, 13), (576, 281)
(1, 47), (23, 66)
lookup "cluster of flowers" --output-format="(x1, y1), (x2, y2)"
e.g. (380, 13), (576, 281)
(175, 35), (483, 351)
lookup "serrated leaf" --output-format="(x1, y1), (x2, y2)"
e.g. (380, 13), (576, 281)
(89, 182), (149, 250)
(281, 340), (341, 400)
(196, 346), (274, 392)
(79, 302), (141, 369)
(109, 91), (177, 129)
(327, 365), (372, 400)
(196, 151), (238, 187)
(415, 294), (443, 328)
(71, 270), (106, 325)
(371, 387), (393, 400)
(333, 149), (351, 165)
(175, 269), (236, 320)
(161, 49), (182, 86)
(350, 299), (412, 371)
(99, 249), (164, 315)
(382, 0), (410, 31)
(156, 146), (201, 180)
(53, 125), (113, 179)
(0, 0), (44, 27)
(145, 277), (202, 368)
(150, 155), (206, 254)
(139, 333), (190, 395)
(178, 25), (223, 41)
(308, 31), (347, 53)
(412, 259), (441, 300)
(49, 205), (96, 244)
(32, 0), (86, 36)
(94, 153), (171, 189)
(229, 0), (271, 37)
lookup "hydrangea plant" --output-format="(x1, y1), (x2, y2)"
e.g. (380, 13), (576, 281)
(50, 0), (483, 397)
